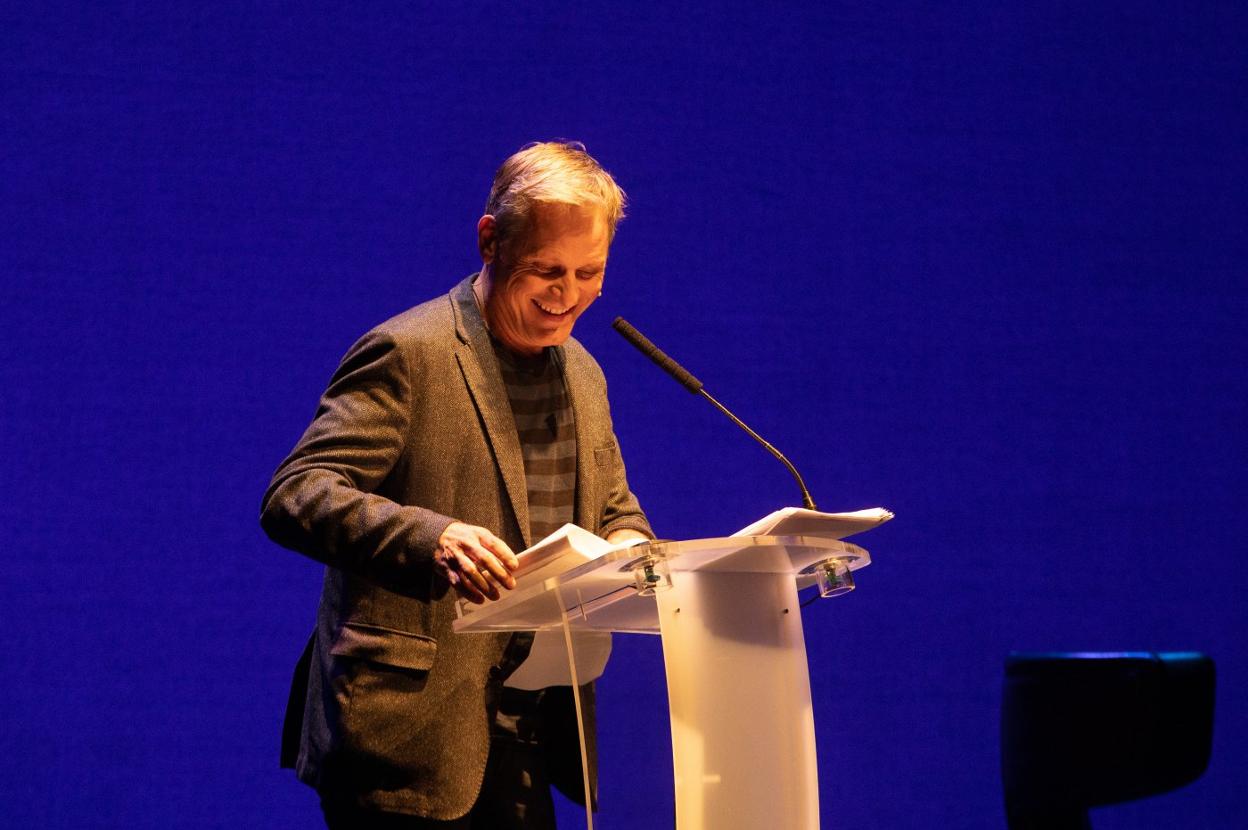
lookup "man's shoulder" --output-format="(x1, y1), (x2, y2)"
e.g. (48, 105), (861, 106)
(329, 282), (468, 376)
(561, 335), (606, 386)
(374, 292), (454, 339)
(561, 334), (593, 362)
(356, 282), (467, 357)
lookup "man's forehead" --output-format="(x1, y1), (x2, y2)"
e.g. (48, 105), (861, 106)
(516, 202), (609, 254)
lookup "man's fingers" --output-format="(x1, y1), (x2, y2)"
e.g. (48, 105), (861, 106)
(445, 568), (486, 604)
(436, 523), (519, 600)
(474, 547), (517, 590)
(463, 529), (517, 589)
(455, 550), (500, 600)
(455, 580), (487, 604)
(477, 531), (519, 572)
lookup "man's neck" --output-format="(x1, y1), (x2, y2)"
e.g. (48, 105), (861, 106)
(471, 270), (491, 331)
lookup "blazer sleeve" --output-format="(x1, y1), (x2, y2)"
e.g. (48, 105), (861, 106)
(595, 385), (655, 541)
(598, 456), (653, 540)
(259, 329), (454, 594)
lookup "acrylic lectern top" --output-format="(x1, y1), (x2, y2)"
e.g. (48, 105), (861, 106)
(452, 534), (869, 635)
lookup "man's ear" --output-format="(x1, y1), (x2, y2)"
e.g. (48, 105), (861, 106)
(477, 215), (498, 263)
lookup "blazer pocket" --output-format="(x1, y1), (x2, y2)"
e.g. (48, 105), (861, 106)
(329, 621), (438, 672)
(593, 442), (618, 468)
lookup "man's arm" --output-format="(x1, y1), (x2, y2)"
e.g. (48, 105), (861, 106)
(565, 344), (654, 542)
(259, 329), (516, 600)
(596, 429), (654, 541)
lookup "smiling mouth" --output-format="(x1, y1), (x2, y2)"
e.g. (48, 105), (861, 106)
(533, 299), (573, 317)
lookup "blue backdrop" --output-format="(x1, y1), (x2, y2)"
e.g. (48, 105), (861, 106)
(4, 3), (1245, 827)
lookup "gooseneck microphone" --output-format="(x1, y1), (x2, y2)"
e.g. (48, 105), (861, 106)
(611, 317), (817, 511)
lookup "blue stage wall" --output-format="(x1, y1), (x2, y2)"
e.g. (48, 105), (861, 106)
(3, 3), (1245, 827)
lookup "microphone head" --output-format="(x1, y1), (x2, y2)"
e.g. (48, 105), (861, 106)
(612, 317), (704, 393)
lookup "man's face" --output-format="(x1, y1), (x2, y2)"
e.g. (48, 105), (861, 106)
(484, 203), (609, 356)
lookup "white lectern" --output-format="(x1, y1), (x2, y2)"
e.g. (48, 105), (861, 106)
(453, 535), (871, 830)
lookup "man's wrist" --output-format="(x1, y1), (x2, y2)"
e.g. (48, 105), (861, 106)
(605, 527), (650, 545)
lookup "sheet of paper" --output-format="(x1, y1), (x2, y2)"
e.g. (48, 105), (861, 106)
(503, 629), (613, 690)
(732, 506), (894, 539)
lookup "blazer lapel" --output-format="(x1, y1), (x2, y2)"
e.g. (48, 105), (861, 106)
(450, 277), (531, 549)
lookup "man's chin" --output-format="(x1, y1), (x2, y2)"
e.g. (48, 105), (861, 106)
(502, 331), (571, 355)
(533, 322), (575, 344)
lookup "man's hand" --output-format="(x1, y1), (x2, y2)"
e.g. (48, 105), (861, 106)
(435, 522), (519, 604)
(606, 528), (650, 545)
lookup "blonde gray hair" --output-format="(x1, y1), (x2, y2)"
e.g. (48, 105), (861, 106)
(485, 141), (626, 253)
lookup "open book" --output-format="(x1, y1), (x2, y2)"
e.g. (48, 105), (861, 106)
(512, 523), (649, 593)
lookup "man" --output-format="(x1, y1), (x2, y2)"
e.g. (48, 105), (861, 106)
(261, 141), (653, 828)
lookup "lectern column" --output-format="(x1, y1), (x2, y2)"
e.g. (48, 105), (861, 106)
(656, 570), (820, 830)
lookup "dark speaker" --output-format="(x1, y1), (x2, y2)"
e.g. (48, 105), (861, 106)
(1001, 652), (1214, 829)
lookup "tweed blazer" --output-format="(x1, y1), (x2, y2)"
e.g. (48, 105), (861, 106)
(260, 275), (652, 818)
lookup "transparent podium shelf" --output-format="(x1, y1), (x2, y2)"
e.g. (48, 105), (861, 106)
(453, 534), (869, 635)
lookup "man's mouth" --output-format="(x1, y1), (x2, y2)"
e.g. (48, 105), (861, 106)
(533, 299), (573, 317)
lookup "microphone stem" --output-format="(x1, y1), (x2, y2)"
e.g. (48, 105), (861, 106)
(698, 388), (817, 511)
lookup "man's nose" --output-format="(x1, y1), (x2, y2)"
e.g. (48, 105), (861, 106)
(551, 273), (577, 300)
